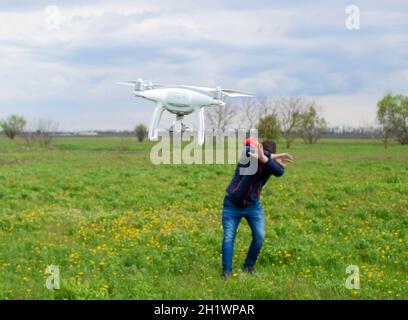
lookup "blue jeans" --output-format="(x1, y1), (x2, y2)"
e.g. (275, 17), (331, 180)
(222, 195), (265, 273)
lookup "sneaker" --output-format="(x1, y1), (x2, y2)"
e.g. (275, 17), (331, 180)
(222, 270), (232, 280)
(243, 265), (256, 273)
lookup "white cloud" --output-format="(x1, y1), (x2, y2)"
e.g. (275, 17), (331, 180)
(238, 69), (304, 94)
(0, 0), (407, 130)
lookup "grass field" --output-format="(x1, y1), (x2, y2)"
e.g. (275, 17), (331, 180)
(0, 136), (406, 299)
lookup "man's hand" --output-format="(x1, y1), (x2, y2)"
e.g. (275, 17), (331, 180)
(272, 153), (294, 163)
(248, 143), (294, 166)
(271, 153), (294, 167)
(248, 142), (269, 164)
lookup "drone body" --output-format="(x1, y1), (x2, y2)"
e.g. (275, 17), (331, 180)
(119, 78), (254, 145)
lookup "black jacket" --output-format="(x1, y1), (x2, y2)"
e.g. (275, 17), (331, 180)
(226, 149), (284, 207)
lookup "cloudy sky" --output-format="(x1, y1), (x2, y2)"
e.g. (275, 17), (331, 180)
(1, 0), (407, 130)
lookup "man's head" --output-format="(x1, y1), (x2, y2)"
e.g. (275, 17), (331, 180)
(261, 140), (277, 154)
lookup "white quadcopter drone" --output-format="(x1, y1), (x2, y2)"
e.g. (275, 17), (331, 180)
(118, 78), (254, 145)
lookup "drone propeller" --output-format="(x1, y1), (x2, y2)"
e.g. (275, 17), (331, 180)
(178, 85), (254, 98)
(222, 90), (255, 97)
(118, 80), (254, 97)
(117, 81), (137, 86)
(117, 79), (166, 91)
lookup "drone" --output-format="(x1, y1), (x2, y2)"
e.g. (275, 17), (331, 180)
(118, 78), (254, 145)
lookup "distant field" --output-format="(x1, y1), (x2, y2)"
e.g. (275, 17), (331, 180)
(0, 136), (406, 299)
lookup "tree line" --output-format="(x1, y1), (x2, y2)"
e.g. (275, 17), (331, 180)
(204, 93), (408, 148)
(0, 116), (59, 147)
(2, 93), (407, 149)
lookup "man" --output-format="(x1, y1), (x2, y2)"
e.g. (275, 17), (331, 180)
(222, 137), (293, 278)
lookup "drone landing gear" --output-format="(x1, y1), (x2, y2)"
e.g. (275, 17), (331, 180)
(149, 102), (165, 140)
(169, 110), (205, 145)
(170, 115), (190, 133)
(149, 105), (205, 145)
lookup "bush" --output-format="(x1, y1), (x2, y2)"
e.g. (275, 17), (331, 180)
(22, 118), (59, 147)
(135, 124), (148, 142)
(377, 93), (408, 146)
(257, 114), (281, 140)
(0, 115), (26, 140)
(300, 104), (327, 144)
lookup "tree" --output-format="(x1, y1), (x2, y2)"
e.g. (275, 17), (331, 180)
(205, 103), (236, 130)
(377, 93), (408, 146)
(37, 118), (59, 147)
(0, 115), (26, 140)
(242, 99), (258, 129)
(300, 104), (327, 144)
(22, 118), (59, 147)
(379, 126), (392, 149)
(277, 97), (306, 148)
(241, 97), (277, 129)
(135, 124), (148, 142)
(257, 114), (281, 141)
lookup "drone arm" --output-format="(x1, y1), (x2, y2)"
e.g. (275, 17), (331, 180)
(195, 107), (205, 146)
(149, 102), (165, 140)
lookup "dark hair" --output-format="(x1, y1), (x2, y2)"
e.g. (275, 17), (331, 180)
(262, 140), (276, 154)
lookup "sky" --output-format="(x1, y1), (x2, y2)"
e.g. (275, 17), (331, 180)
(0, 0), (407, 131)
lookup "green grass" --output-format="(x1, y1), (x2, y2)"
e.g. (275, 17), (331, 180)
(0, 136), (406, 299)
